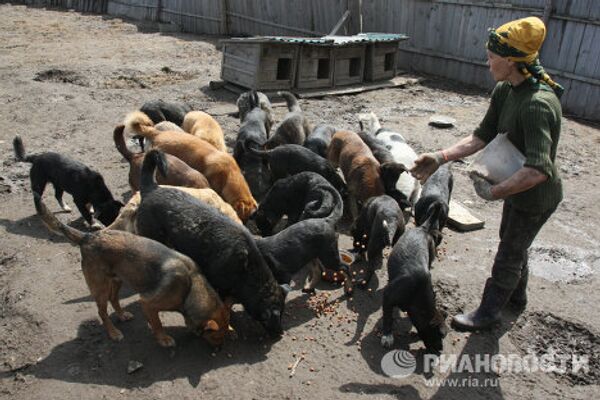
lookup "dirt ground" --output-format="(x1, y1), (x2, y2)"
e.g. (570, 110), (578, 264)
(1, 4), (599, 400)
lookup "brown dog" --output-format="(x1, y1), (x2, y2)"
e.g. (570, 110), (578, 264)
(124, 112), (257, 222)
(107, 186), (243, 233)
(34, 195), (231, 348)
(328, 130), (385, 217)
(113, 125), (209, 192)
(182, 111), (227, 152)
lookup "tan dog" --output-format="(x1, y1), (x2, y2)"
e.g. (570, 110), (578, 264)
(113, 125), (209, 192)
(124, 111), (257, 222)
(35, 195), (231, 348)
(182, 111), (227, 152)
(107, 186), (243, 233)
(328, 130), (385, 218)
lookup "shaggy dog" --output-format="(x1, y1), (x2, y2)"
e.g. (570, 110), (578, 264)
(351, 195), (406, 286)
(252, 172), (343, 236)
(304, 123), (336, 158)
(182, 111), (227, 152)
(124, 111), (257, 222)
(107, 186), (242, 233)
(13, 135), (122, 228)
(35, 194), (230, 348)
(380, 203), (447, 353)
(113, 124), (209, 192)
(135, 150), (287, 337)
(233, 91), (273, 202)
(264, 91), (311, 149)
(247, 144), (347, 196)
(236, 90), (274, 132)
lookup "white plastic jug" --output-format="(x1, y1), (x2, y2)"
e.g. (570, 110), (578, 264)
(469, 133), (526, 184)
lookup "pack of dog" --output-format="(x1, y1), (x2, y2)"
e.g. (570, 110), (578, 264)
(380, 202), (447, 353)
(124, 111), (258, 222)
(113, 124), (209, 192)
(14, 135), (123, 229)
(304, 124), (336, 158)
(34, 194), (230, 348)
(247, 144), (347, 196)
(233, 90), (273, 202)
(135, 150), (287, 337)
(252, 171), (343, 236)
(264, 91), (311, 149)
(351, 195), (406, 286)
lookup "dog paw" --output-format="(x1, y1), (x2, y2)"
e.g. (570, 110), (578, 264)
(117, 311), (134, 322)
(380, 334), (394, 348)
(108, 329), (124, 342)
(157, 335), (176, 348)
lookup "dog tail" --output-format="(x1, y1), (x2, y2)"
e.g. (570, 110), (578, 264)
(113, 124), (133, 162)
(34, 194), (87, 245)
(124, 111), (159, 140)
(13, 135), (34, 163)
(140, 149), (168, 195)
(277, 91), (301, 113)
(325, 185), (344, 225)
(358, 112), (382, 135)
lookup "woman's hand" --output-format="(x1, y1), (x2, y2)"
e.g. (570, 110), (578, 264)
(411, 152), (445, 183)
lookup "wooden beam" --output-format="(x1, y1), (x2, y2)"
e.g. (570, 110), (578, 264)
(220, 0), (229, 35)
(329, 10), (350, 36)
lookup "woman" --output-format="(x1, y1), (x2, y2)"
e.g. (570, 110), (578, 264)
(411, 16), (564, 331)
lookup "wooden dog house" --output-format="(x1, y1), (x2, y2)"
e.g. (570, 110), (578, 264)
(220, 33), (408, 91)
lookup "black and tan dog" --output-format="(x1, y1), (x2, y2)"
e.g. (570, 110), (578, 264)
(233, 91), (273, 202)
(304, 124), (336, 158)
(135, 150), (287, 337)
(264, 91), (311, 149)
(257, 206), (352, 296)
(14, 136), (123, 228)
(34, 194), (230, 348)
(351, 195), (406, 286)
(414, 164), (453, 229)
(380, 202), (447, 353)
(252, 172), (343, 236)
(248, 144), (347, 196)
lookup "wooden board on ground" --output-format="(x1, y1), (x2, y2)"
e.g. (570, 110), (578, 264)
(447, 199), (485, 232)
(295, 76), (421, 98)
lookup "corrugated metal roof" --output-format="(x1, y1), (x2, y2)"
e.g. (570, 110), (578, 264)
(223, 32), (409, 46)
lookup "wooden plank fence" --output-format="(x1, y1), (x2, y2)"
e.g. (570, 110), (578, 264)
(3, 0), (599, 120)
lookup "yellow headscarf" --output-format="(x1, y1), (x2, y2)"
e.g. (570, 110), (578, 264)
(487, 17), (564, 98)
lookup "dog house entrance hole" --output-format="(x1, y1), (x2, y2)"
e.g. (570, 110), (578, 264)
(384, 52), (395, 71)
(317, 58), (330, 79)
(349, 57), (361, 77)
(276, 58), (292, 80)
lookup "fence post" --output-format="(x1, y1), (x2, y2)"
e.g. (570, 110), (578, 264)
(220, 0), (229, 35)
(347, 0), (362, 34)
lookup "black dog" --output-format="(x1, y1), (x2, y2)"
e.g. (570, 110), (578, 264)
(380, 202), (447, 353)
(264, 91), (311, 149)
(135, 150), (287, 337)
(252, 172), (343, 236)
(140, 99), (192, 127)
(304, 124), (336, 158)
(233, 91), (272, 202)
(13, 136), (123, 228)
(414, 165), (453, 229)
(256, 211), (352, 295)
(248, 144), (347, 196)
(351, 195), (406, 286)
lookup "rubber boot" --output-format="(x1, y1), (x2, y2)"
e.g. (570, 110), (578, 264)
(451, 278), (513, 331)
(508, 266), (528, 310)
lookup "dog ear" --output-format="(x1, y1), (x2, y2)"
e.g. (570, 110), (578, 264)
(204, 320), (220, 332)
(380, 162), (407, 191)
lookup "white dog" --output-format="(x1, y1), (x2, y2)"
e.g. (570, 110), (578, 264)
(358, 112), (421, 206)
